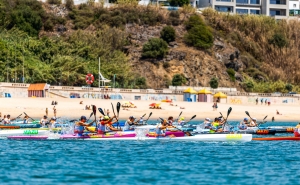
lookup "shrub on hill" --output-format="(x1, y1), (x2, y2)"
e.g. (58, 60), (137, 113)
(184, 14), (213, 49)
(226, 68), (235, 82)
(168, 0), (189, 7)
(209, 77), (218, 89)
(160, 26), (176, 43)
(142, 38), (168, 59)
(172, 74), (186, 86)
(47, 0), (62, 4)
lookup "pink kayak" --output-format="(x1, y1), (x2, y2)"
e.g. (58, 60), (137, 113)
(7, 136), (48, 140)
(61, 132), (136, 139)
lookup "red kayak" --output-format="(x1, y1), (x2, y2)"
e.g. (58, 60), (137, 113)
(253, 131), (300, 141)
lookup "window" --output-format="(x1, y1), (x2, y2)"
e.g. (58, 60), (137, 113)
(215, 6), (233, 12)
(250, 0), (260, 4)
(236, 9), (248, 14)
(293, 4), (296, 8)
(250, 9), (260, 14)
(236, 0), (248, 3)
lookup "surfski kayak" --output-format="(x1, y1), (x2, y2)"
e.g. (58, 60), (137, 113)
(10, 133), (252, 142)
(0, 129), (48, 137)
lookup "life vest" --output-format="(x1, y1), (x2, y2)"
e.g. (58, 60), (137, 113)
(74, 123), (85, 136)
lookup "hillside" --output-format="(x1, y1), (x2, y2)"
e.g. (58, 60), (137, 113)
(0, 0), (299, 93)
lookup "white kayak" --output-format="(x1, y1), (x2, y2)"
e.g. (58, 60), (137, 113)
(74, 134), (252, 142)
(0, 129), (48, 137)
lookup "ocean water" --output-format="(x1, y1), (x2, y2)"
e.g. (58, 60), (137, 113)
(0, 121), (299, 185)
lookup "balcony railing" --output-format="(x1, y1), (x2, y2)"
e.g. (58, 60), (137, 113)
(270, 0), (286, 5)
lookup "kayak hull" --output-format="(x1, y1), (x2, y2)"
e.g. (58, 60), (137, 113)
(0, 129), (48, 137)
(253, 137), (300, 141)
(8, 136), (48, 140)
(61, 133), (252, 142)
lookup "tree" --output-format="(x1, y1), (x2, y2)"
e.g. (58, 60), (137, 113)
(142, 38), (168, 58)
(184, 14), (204, 30)
(209, 77), (218, 89)
(135, 77), (147, 89)
(160, 26), (176, 43)
(168, 0), (189, 7)
(242, 80), (254, 92)
(172, 74), (186, 86)
(285, 83), (293, 92)
(184, 25), (213, 49)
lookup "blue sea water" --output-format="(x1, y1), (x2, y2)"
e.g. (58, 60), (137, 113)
(0, 121), (299, 185)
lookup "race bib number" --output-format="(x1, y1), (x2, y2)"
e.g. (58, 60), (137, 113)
(226, 134), (242, 140)
(23, 130), (38, 135)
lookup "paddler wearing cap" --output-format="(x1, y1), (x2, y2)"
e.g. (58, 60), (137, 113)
(238, 118), (248, 130)
(204, 118), (212, 129)
(98, 115), (121, 134)
(248, 118), (258, 127)
(178, 117), (185, 125)
(123, 116), (137, 131)
(40, 115), (49, 127)
(74, 115), (96, 136)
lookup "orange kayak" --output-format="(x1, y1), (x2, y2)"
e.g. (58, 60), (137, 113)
(0, 126), (20, 129)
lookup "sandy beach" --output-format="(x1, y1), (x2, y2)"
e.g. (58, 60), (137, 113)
(0, 98), (299, 122)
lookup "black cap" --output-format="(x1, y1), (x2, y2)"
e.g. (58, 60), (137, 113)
(80, 116), (87, 120)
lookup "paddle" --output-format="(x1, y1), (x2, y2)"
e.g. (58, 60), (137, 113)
(175, 111), (183, 123)
(144, 112), (152, 125)
(222, 107), (232, 129)
(258, 115), (268, 127)
(184, 115), (196, 125)
(16, 114), (23, 119)
(23, 112), (35, 121)
(98, 108), (106, 116)
(92, 105), (97, 131)
(86, 112), (94, 122)
(245, 111), (254, 121)
(116, 102), (121, 118)
(111, 102), (120, 129)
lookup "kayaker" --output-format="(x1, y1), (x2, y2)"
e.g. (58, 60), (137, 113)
(204, 118), (212, 129)
(156, 119), (168, 137)
(178, 117), (185, 125)
(138, 116), (144, 124)
(40, 115), (49, 127)
(49, 117), (57, 128)
(23, 115), (29, 124)
(167, 116), (174, 126)
(123, 116), (136, 131)
(249, 118), (258, 127)
(97, 115), (120, 134)
(238, 118), (248, 130)
(295, 123), (300, 132)
(3, 115), (15, 124)
(74, 116), (95, 136)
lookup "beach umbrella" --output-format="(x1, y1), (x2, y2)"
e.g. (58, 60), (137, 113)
(183, 87), (197, 94)
(213, 92), (227, 98)
(198, 88), (212, 94)
(149, 103), (156, 106)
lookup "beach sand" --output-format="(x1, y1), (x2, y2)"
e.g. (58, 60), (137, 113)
(0, 98), (299, 122)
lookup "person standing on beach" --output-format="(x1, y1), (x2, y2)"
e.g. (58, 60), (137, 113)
(261, 99), (263, 105)
(46, 108), (48, 117)
(265, 99), (267, 105)
(268, 100), (271, 106)
(53, 106), (57, 118)
(256, 98), (258, 105)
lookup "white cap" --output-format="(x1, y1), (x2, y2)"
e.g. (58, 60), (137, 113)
(253, 118), (257, 121)
(205, 118), (210, 121)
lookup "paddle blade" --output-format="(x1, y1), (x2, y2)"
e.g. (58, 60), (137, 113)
(89, 112), (94, 118)
(98, 108), (106, 116)
(117, 102), (121, 113)
(142, 113), (146, 118)
(179, 111), (182, 117)
(227, 107), (232, 117)
(245, 111), (250, 117)
(111, 103), (115, 115)
(263, 115), (268, 121)
(190, 115), (196, 121)
(159, 117), (164, 121)
(219, 112), (224, 118)
(92, 105), (96, 116)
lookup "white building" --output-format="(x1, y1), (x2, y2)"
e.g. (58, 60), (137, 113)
(197, 0), (290, 19)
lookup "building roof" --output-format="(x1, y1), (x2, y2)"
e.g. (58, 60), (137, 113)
(28, 83), (47, 91)
(198, 88), (212, 94)
(183, 87), (197, 94)
(213, 92), (227, 98)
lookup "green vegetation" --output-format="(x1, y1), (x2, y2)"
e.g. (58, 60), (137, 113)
(209, 77), (218, 89)
(142, 38), (168, 58)
(285, 83), (293, 92)
(184, 14), (213, 49)
(242, 79), (254, 92)
(226, 68), (235, 82)
(160, 26), (176, 43)
(172, 74), (186, 86)
(47, 0), (62, 4)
